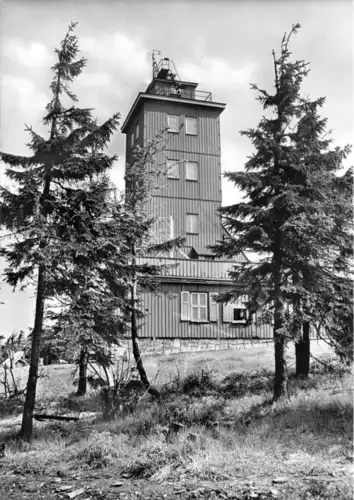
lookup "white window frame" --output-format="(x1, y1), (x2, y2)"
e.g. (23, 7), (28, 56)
(186, 213), (198, 234)
(185, 161), (198, 181)
(167, 159), (180, 179)
(185, 116), (197, 135)
(223, 296), (249, 324)
(167, 114), (179, 133)
(181, 292), (218, 323)
(191, 292), (208, 322)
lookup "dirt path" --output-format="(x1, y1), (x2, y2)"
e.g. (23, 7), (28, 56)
(1, 459), (352, 500)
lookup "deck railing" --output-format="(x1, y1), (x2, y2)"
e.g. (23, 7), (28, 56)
(150, 87), (212, 102)
(137, 256), (240, 280)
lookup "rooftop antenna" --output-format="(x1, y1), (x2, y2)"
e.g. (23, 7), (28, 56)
(152, 49), (161, 79)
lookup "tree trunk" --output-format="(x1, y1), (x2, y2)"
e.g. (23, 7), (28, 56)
(130, 277), (159, 398)
(20, 264), (46, 440)
(295, 321), (310, 378)
(273, 233), (288, 402)
(76, 347), (88, 396)
(273, 331), (288, 401)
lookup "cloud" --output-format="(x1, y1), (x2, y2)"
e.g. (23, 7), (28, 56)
(179, 57), (256, 89)
(80, 32), (150, 79)
(220, 139), (251, 206)
(3, 37), (52, 68)
(78, 72), (113, 88)
(2, 75), (48, 116)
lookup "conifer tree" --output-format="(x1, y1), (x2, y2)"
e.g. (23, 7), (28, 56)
(212, 24), (352, 400)
(102, 138), (185, 397)
(0, 23), (120, 439)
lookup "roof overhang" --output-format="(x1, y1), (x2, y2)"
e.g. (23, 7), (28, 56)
(121, 93), (226, 133)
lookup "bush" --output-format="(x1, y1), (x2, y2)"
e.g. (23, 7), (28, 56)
(181, 370), (217, 397)
(73, 431), (118, 468)
(220, 369), (273, 397)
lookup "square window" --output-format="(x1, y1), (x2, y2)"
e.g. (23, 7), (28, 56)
(186, 161), (198, 181)
(186, 214), (198, 234)
(167, 159), (179, 179)
(233, 308), (248, 322)
(167, 114), (179, 133)
(186, 117), (197, 135)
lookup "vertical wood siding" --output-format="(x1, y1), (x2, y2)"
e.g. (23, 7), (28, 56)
(139, 283), (273, 339)
(144, 101), (222, 156)
(147, 196), (223, 247)
(151, 150), (222, 202)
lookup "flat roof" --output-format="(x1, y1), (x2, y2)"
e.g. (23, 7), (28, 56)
(121, 92), (226, 133)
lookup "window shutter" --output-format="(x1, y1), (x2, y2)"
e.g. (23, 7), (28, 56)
(185, 162), (198, 181)
(223, 303), (232, 323)
(209, 293), (219, 322)
(168, 114), (179, 132)
(181, 292), (190, 321)
(186, 117), (197, 135)
(167, 159), (179, 178)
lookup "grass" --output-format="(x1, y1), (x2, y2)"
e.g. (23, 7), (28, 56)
(0, 342), (352, 500)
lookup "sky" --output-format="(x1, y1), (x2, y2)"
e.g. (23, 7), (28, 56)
(0, 0), (353, 336)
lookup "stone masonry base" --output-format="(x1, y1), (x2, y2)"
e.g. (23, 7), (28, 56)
(118, 337), (273, 357)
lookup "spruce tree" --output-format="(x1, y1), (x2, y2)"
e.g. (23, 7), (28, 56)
(212, 24), (352, 400)
(0, 23), (120, 439)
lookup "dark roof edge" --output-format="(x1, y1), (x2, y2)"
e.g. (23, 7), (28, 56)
(121, 93), (226, 133)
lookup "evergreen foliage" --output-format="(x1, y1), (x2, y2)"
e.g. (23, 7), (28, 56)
(212, 24), (353, 399)
(0, 22), (120, 438)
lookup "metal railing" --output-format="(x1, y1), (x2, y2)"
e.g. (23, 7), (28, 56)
(149, 86), (212, 102)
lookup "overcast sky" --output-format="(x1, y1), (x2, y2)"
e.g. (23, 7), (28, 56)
(0, 0), (352, 336)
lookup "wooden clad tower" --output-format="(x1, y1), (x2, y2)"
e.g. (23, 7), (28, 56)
(121, 55), (226, 254)
(121, 54), (272, 341)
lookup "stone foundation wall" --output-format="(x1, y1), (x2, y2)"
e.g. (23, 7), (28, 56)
(118, 338), (273, 357)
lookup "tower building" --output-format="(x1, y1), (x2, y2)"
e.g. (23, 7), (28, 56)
(121, 55), (271, 344)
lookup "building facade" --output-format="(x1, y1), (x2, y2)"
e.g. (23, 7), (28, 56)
(121, 57), (272, 341)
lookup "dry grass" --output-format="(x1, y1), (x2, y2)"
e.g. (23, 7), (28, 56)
(0, 344), (352, 500)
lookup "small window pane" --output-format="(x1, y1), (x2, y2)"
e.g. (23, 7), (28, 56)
(186, 117), (197, 135)
(192, 307), (198, 319)
(186, 162), (198, 181)
(186, 214), (198, 234)
(168, 114), (179, 133)
(200, 294), (206, 306)
(130, 131), (134, 147)
(135, 121), (139, 140)
(200, 308), (207, 320)
(167, 159), (179, 178)
(191, 293), (198, 305)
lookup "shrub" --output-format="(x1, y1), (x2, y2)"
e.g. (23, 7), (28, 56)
(73, 431), (118, 468)
(181, 370), (216, 397)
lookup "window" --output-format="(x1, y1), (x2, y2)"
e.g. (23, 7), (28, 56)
(223, 296), (249, 324)
(135, 121), (139, 140)
(185, 161), (198, 181)
(191, 293), (207, 321)
(186, 117), (197, 135)
(167, 114), (179, 133)
(186, 213), (198, 234)
(180, 292), (219, 322)
(130, 130), (135, 148)
(167, 159), (179, 179)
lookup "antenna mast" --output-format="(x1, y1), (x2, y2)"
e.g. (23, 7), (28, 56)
(152, 49), (161, 79)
